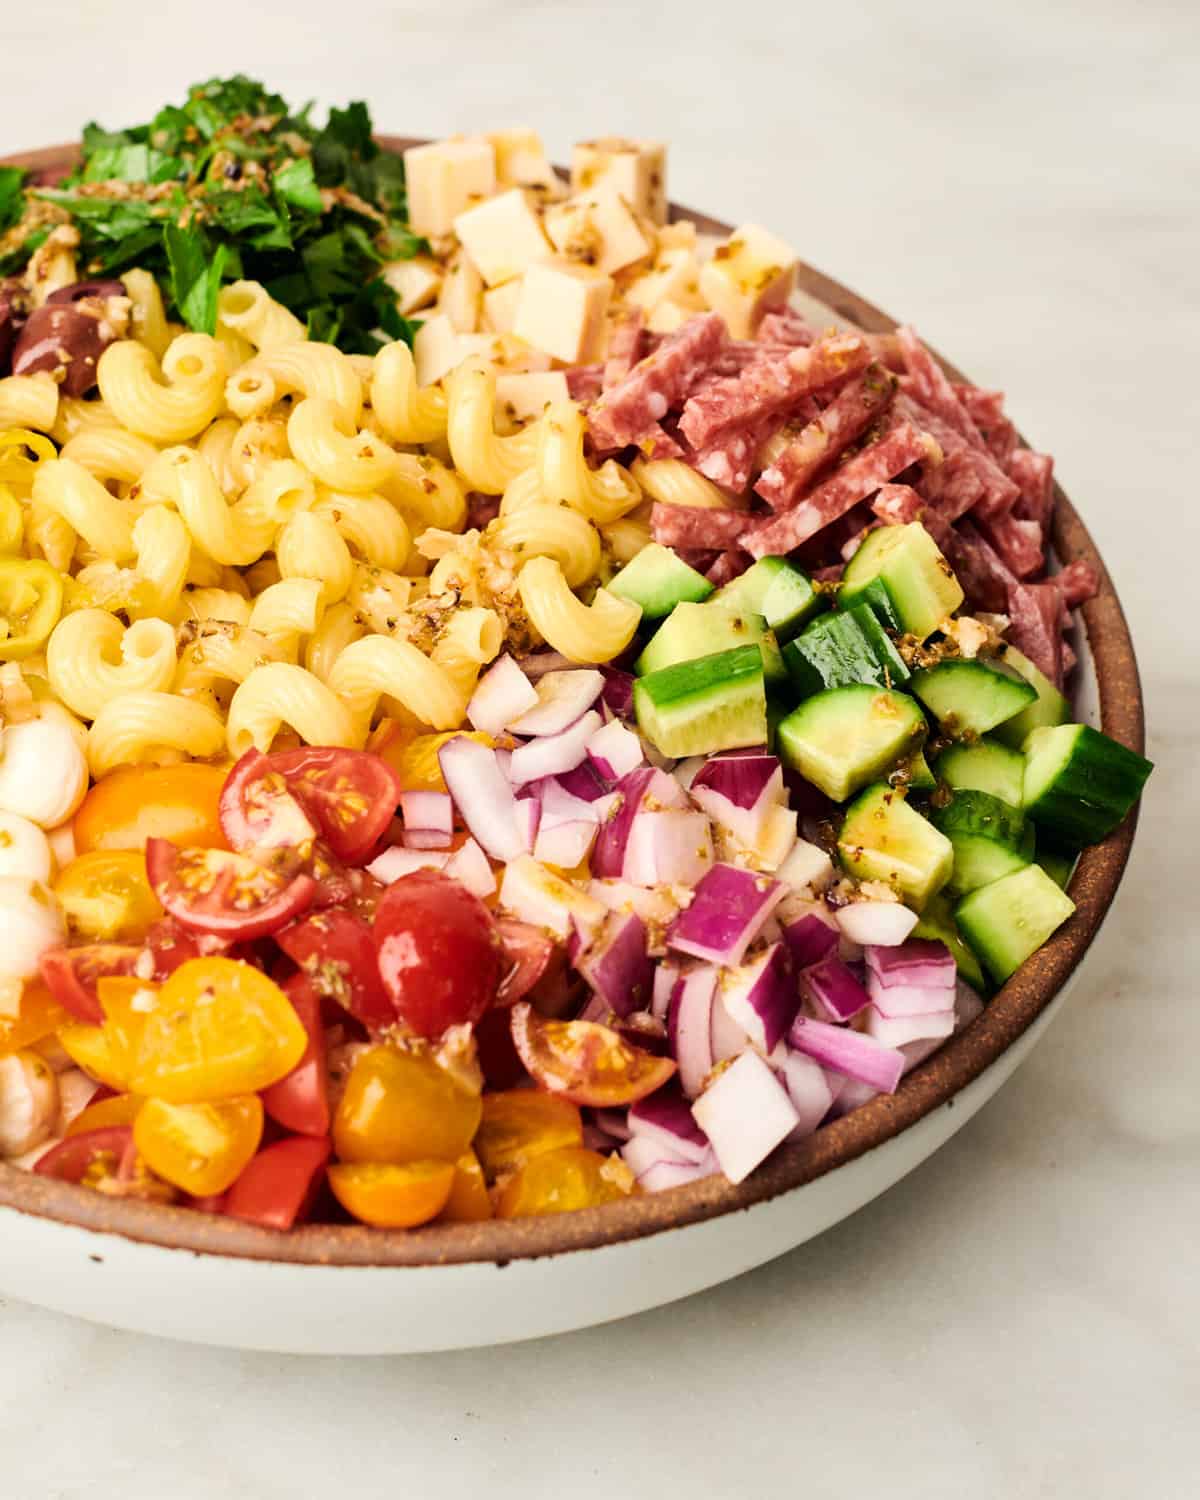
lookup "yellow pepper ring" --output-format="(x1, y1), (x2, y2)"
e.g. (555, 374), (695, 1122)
(0, 556), (64, 662)
(0, 484), (23, 554)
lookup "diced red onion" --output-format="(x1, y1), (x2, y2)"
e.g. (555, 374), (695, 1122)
(667, 863), (785, 967)
(498, 854), (606, 942)
(672, 756), (706, 792)
(365, 846), (450, 882)
(651, 962), (679, 1021)
(613, 1011), (671, 1056)
(402, 829), (453, 850)
(593, 1108), (632, 1142)
(443, 836), (496, 898)
(867, 980), (956, 1019)
(719, 942), (799, 1053)
(509, 709), (602, 785)
(508, 669), (604, 735)
(576, 911), (653, 1017)
(554, 761), (611, 801)
(539, 778), (602, 828)
(782, 910), (839, 969)
(802, 955), (870, 1021)
(828, 1075), (879, 1118)
(399, 790), (453, 837)
(691, 1049), (800, 1184)
(955, 980), (985, 1029)
(865, 939), (957, 990)
(628, 1083), (711, 1164)
(599, 665), (635, 719)
(466, 654), (538, 736)
(835, 901), (919, 947)
(667, 967), (717, 1098)
(439, 735), (527, 862)
(514, 796), (540, 853)
(775, 839), (835, 893)
(710, 990), (750, 1064)
(576, 992), (611, 1024)
(692, 752), (783, 811)
(518, 650), (574, 680)
(623, 809), (714, 888)
(620, 1133), (693, 1179)
(587, 879), (680, 937)
(533, 818), (597, 869)
(865, 1005), (955, 1048)
(779, 1050), (834, 1136)
(591, 768), (685, 879)
(586, 718), (644, 781)
(637, 1154), (718, 1191)
(788, 1014), (905, 1093)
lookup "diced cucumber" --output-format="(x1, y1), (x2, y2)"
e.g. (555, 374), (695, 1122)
(838, 783), (954, 908)
(636, 602), (786, 683)
(992, 646), (1071, 748)
(912, 657), (1037, 737)
(634, 645), (767, 758)
(607, 542), (713, 619)
(955, 865), (1075, 984)
(778, 685), (926, 803)
(913, 893), (990, 995)
(935, 737), (1025, 808)
(783, 603), (910, 699)
(901, 748), (937, 791)
(1021, 723), (1153, 845)
(840, 523), (964, 639)
(712, 556), (823, 639)
(836, 576), (902, 633)
(765, 693), (789, 754)
(931, 788), (1031, 895)
(1037, 846), (1078, 891)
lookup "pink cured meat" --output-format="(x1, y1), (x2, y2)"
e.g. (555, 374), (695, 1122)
(603, 308), (645, 389)
(896, 326), (986, 451)
(566, 364), (604, 404)
(680, 333), (872, 450)
(1053, 557), (1099, 609)
(754, 364), (897, 510)
(743, 423), (936, 559)
(640, 423), (686, 460)
(706, 549), (751, 586)
(1006, 581), (1066, 686)
(953, 384), (1018, 466)
(687, 413), (778, 492)
(977, 510), (1044, 579)
(1007, 448), (1055, 530)
(916, 446), (987, 521)
(587, 312), (727, 449)
(649, 502), (750, 551)
(755, 307), (816, 347)
(897, 390), (1019, 519)
(942, 522), (1017, 613)
(870, 482), (953, 548)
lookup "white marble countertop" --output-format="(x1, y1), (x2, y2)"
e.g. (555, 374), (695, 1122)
(2, 2), (1196, 1495)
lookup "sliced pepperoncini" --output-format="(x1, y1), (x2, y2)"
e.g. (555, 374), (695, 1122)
(0, 484), (23, 555)
(0, 557), (64, 661)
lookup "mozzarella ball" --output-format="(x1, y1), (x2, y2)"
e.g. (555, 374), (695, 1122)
(0, 812), (54, 884)
(0, 717), (89, 829)
(0, 877), (65, 980)
(0, 1050), (60, 1158)
(44, 818), (77, 871)
(56, 1067), (101, 1128)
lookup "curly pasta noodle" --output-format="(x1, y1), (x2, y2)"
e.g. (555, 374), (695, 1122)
(226, 341), (362, 427)
(276, 513), (354, 605)
(97, 334), (227, 443)
(328, 634), (468, 732)
(32, 458), (136, 562)
(312, 491), (411, 572)
(287, 397), (398, 493)
(226, 662), (360, 756)
(488, 505), (601, 589)
(60, 427), (160, 488)
(517, 556), (641, 664)
(430, 607), (503, 698)
(382, 453), (467, 533)
(629, 456), (736, 510)
(46, 610), (177, 721)
(536, 401), (641, 523)
(141, 448), (274, 567)
(446, 358), (541, 494)
(304, 602), (366, 684)
(0, 374), (59, 433)
(86, 690), (227, 776)
(371, 341), (449, 445)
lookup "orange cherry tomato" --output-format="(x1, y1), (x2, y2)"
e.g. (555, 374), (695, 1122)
(133, 1094), (264, 1197)
(0, 980), (68, 1057)
(439, 1150), (493, 1223)
(73, 764), (229, 854)
(54, 850), (163, 944)
(473, 1089), (583, 1182)
(96, 975), (157, 1083)
(378, 729), (493, 793)
(509, 1003), (677, 1107)
(332, 1044), (482, 1166)
(128, 957), (307, 1104)
(58, 1024), (128, 1090)
(65, 1091), (144, 1138)
(327, 1159), (455, 1228)
(495, 1146), (636, 1219)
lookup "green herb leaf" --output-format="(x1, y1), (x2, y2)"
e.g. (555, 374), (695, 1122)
(82, 144), (184, 185)
(273, 157), (323, 217)
(164, 223), (228, 333)
(0, 167), (25, 234)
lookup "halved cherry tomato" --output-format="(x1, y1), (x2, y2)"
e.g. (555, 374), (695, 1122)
(332, 1044), (482, 1165)
(263, 747), (402, 865)
(143, 916), (231, 978)
(128, 956), (307, 1103)
(510, 1003), (677, 1107)
(74, 764), (229, 854)
(494, 920), (561, 1007)
(54, 851), (163, 943)
(146, 839), (316, 941)
(33, 1125), (176, 1202)
(224, 1135), (332, 1230)
(328, 1159), (454, 1228)
(375, 728), (492, 793)
(58, 1024), (128, 1090)
(261, 975), (330, 1136)
(134, 1094), (263, 1196)
(495, 1146), (635, 1219)
(0, 980), (68, 1056)
(96, 974), (157, 1083)
(373, 871), (502, 1038)
(218, 749), (318, 867)
(474, 1007), (528, 1090)
(39, 944), (142, 1024)
(276, 907), (392, 1032)
(473, 1090), (583, 1181)
(65, 1091), (144, 1137)
(440, 1149), (493, 1222)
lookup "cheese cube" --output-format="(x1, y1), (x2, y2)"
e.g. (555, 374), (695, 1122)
(571, 138), (667, 226)
(489, 333), (553, 374)
(699, 223), (799, 339)
(382, 256), (442, 315)
(454, 189), (551, 288)
(404, 139), (496, 238)
(482, 278), (523, 334)
(657, 218), (698, 252)
(544, 189), (653, 278)
(437, 252), (483, 333)
(495, 371), (571, 424)
(413, 316), (504, 386)
(487, 129), (565, 200)
(646, 300), (694, 335)
(622, 246), (703, 312)
(513, 259), (612, 364)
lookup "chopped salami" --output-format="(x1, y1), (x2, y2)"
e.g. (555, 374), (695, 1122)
(1061, 639), (1077, 676)
(686, 412), (779, 492)
(812, 563), (845, 583)
(916, 446), (987, 521)
(603, 308), (645, 389)
(1053, 557), (1099, 610)
(866, 332), (906, 373)
(754, 364), (896, 510)
(680, 332), (872, 449)
(706, 549), (751, 586)
(953, 384), (1018, 465)
(638, 423), (686, 460)
(674, 547), (721, 574)
(897, 391), (1019, 518)
(942, 521), (1017, 613)
(649, 502), (749, 551)
(566, 364), (604, 404)
(587, 312), (727, 449)
(1007, 448), (1055, 530)
(896, 326), (987, 451)
(870, 482), (952, 548)
(977, 509), (1044, 579)
(1006, 580), (1066, 686)
(743, 422), (937, 559)
(755, 307), (816, 348)
(466, 493), (501, 531)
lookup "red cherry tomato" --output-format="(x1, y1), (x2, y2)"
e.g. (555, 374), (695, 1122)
(143, 916), (231, 978)
(218, 749), (319, 868)
(260, 975), (331, 1136)
(372, 871), (502, 1039)
(275, 908), (393, 1034)
(509, 1002), (677, 1107)
(474, 1006), (528, 1090)
(39, 944), (142, 1024)
(34, 1126), (136, 1184)
(146, 839), (316, 941)
(265, 747), (402, 865)
(494, 920), (561, 1007)
(224, 1135), (332, 1230)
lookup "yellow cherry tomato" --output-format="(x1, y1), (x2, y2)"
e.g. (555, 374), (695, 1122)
(495, 1147), (635, 1219)
(58, 1024), (128, 1090)
(134, 1094), (263, 1197)
(65, 1091), (145, 1138)
(54, 850), (163, 943)
(373, 727), (494, 793)
(0, 557), (63, 661)
(327, 1160), (455, 1228)
(74, 764), (230, 855)
(332, 1044), (482, 1166)
(129, 957), (307, 1104)
(96, 975), (156, 1082)
(473, 1090), (583, 1182)
(0, 980), (68, 1057)
(439, 1149), (493, 1223)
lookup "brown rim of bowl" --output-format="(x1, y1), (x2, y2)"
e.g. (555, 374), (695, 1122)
(0, 140), (1145, 1269)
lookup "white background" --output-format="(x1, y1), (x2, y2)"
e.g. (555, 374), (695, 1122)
(2, 2), (1197, 1495)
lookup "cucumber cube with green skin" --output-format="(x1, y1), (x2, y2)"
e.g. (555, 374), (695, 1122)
(1037, 846), (1078, 891)
(931, 788), (1032, 895)
(955, 864), (1075, 984)
(992, 646), (1071, 748)
(607, 543), (714, 619)
(901, 748), (937, 791)
(777, 684), (926, 803)
(935, 737), (1026, 807)
(712, 556), (824, 640)
(840, 523), (965, 640)
(835, 576), (902, 633)
(912, 657), (1037, 737)
(634, 644), (767, 759)
(783, 604), (910, 699)
(1022, 723), (1153, 845)
(838, 784), (954, 909)
(912, 892), (990, 995)
(635, 602), (786, 683)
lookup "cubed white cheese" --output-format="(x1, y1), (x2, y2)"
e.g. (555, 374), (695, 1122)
(571, 138), (668, 226)
(381, 256), (443, 314)
(646, 300), (694, 334)
(513, 259), (613, 364)
(481, 278), (523, 334)
(489, 333), (553, 374)
(495, 370), (571, 424)
(622, 246), (703, 312)
(657, 218), (698, 252)
(544, 188), (653, 277)
(403, 139), (496, 238)
(454, 188), (551, 288)
(486, 129), (564, 200)
(698, 222), (799, 339)
(413, 315), (504, 386)
(437, 251), (483, 333)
